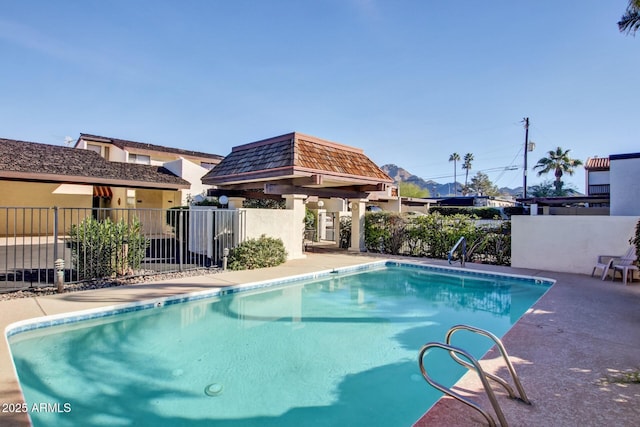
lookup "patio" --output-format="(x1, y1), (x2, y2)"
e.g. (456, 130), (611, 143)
(1, 251), (639, 426)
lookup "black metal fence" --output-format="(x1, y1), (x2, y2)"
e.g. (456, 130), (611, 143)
(0, 207), (243, 293)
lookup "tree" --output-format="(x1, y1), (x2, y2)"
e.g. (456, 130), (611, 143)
(528, 180), (578, 197)
(462, 153), (474, 195)
(448, 153), (460, 196)
(398, 181), (430, 198)
(533, 147), (583, 194)
(468, 172), (500, 197)
(619, 0), (640, 35)
(528, 180), (557, 197)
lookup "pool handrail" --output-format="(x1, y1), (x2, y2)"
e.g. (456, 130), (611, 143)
(418, 341), (507, 427)
(446, 324), (531, 405)
(448, 236), (467, 267)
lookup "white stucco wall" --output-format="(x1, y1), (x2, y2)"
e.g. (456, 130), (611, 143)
(241, 208), (304, 260)
(512, 215), (639, 274)
(163, 158), (211, 205)
(610, 156), (640, 216)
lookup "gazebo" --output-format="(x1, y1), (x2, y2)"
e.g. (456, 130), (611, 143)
(202, 132), (393, 254)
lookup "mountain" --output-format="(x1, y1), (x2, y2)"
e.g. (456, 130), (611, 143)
(380, 164), (522, 197)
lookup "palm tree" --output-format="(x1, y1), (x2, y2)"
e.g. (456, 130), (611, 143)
(533, 147), (583, 194)
(619, 0), (640, 35)
(462, 153), (474, 195)
(448, 153), (460, 195)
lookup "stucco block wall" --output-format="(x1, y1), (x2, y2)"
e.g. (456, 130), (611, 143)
(0, 181), (93, 235)
(610, 157), (640, 216)
(241, 208), (304, 260)
(0, 181), (92, 209)
(512, 215), (639, 275)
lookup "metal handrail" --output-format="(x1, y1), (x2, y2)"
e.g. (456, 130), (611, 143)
(445, 324), (531, 405)
(448, 236), (466, 267)
(418, 342), (507, 427)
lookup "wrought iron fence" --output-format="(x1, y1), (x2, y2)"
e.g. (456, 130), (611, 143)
(0, 206), (244, 293)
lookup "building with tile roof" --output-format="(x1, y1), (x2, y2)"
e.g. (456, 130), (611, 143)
(0, 137), (189, 214)
(1, 138), (190, 189)
(76, 133), (224, 204)
(584, 156), (610, 203)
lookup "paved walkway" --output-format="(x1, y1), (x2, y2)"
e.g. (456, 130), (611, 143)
(1, 251), (639, 426)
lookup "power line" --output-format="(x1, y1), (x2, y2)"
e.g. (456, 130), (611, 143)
(420, 165), (520, 182)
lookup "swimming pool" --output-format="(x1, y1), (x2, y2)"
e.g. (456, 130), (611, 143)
(7, 261), (553, 426)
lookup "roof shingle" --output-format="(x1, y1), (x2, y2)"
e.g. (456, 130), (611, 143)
(203, 132), (392, 184)
(585, 157), (610, 170)
(0, 137), (189, 189)
(79, 133), (224, 161)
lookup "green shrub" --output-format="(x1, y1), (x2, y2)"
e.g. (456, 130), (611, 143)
(227, 235), (287, 270)
(467, 221), (511, 265)
(68, 216), (149, 279)
(364, 212), (407, 255)
(363, 211), (511, 266)
(339, 216), (351, 249)
(631, 219), (640, 267)
(429, 206), (501, 219)
(243, 198), (286, 209)
(503, 206), (525, 217)
(305, 208), (317, 235)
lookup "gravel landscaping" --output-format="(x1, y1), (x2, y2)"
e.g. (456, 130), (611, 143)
(0, 268), (223, 301)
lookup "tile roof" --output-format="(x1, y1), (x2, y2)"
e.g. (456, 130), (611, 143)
(0, 137), (189, 189)
(585, 157), (610, 170)
(78, 133), (224, 161)
(203, 132), (392, 185)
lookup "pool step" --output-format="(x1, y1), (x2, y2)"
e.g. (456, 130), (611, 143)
(418, 324), (531, 427)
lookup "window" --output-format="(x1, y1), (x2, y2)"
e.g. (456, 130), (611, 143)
(87, 144), (110, 159)
(128, 153), (151, 164)
(87, 144), (102, 155)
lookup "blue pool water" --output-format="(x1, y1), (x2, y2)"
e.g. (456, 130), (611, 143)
(7, 261), (552, 427)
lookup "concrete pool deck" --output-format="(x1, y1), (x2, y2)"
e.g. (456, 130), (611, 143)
(1, 251), (639, 426)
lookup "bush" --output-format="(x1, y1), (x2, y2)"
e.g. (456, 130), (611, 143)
(363, 211), (511, 266)
(503, 206), (525, 217)
(429, 206), (502, 219)
(364, 212), (407, 255)
(227, 235), (287, 270)
(467, 221), (511, 265)
(68, 216), (149, 279)
(339, 216), (351, 249)
(305, 208), (316, 236)
(631, 219), (640, 267)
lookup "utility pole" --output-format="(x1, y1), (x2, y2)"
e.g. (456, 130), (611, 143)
(523, 117), (529, 199)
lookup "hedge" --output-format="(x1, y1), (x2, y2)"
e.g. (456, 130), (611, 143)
(364, 212), (511, 265)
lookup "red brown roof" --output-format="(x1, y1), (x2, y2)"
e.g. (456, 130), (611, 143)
(78, 133), (224, 162)
(202, 132), (392, 199)
(585, 157), (610, 171)
(204, 132), (392, 185)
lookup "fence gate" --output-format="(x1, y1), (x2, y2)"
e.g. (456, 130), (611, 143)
(0, 207), (244, 293)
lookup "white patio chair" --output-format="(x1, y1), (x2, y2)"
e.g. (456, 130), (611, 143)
(611, 246), (638, 285)
(592, 255), (616, 280)
(592, 246), (635, 281)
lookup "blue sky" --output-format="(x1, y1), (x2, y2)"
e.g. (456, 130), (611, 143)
(1, 1), (638, 193)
